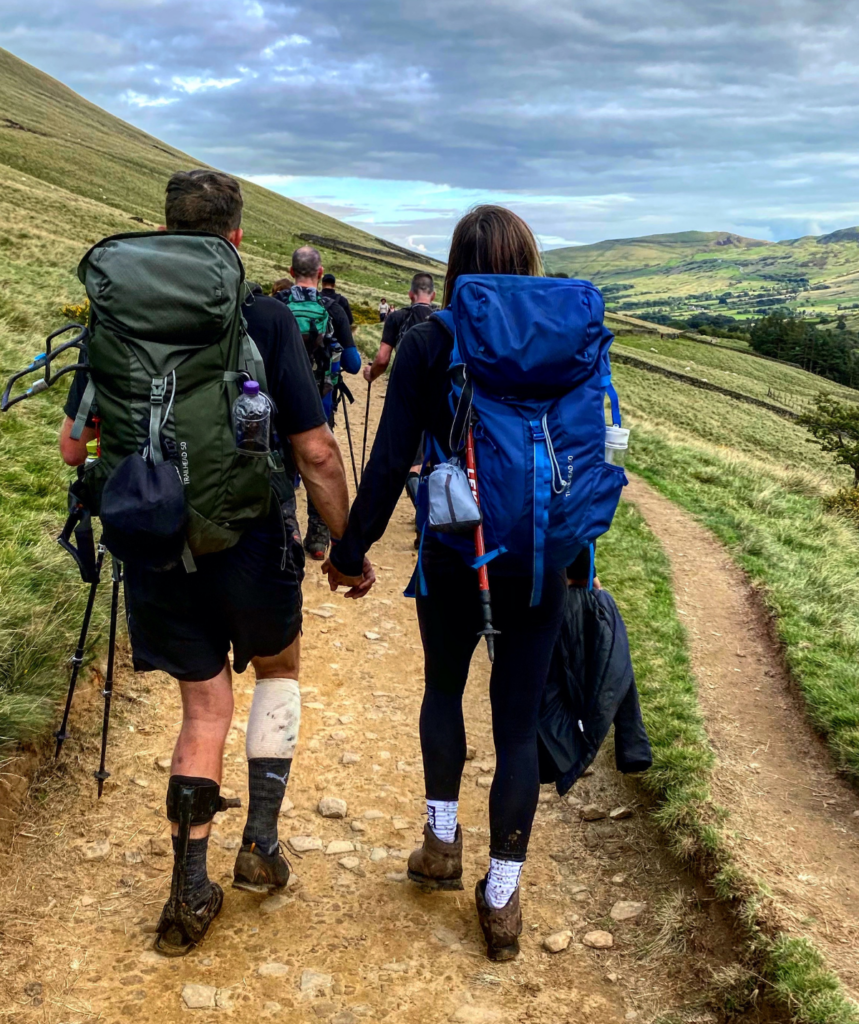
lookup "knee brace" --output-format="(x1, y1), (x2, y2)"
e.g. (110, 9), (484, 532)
(246, 677), (301, 760)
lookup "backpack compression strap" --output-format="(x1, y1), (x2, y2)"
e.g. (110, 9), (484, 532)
(602, 374), (621, 426)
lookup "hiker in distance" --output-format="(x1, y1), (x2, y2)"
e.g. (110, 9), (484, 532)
(324, 206), (626, 959)
(273, 247), (361, 561)
(320, 271), (354, 328)
(59, 169), (374, 956)
(363, 272), (437, 384)
(378, 297), (390, 321)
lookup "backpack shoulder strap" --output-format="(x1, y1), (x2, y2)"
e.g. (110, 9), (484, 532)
(70, 376), (97, 441)
(431, 309), (455, 337)
(242, 332), (268, 392)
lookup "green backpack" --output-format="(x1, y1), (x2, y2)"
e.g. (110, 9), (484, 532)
(282, 288), (332, 356)
(71, 230), (289, 563)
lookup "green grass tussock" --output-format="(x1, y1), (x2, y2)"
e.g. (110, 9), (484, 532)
(600, 501), (858, 1024)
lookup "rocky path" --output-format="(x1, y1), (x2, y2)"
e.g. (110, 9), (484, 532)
(1, 382), (744, 1024)
(626, 476), (859, 998)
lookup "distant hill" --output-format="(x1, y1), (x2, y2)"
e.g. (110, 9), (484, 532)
(544, 228), (859, 327)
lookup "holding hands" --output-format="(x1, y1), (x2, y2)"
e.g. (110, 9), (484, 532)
(322, 555), (376, 599)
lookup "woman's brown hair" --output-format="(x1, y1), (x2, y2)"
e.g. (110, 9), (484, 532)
(443, 205), (543, 305)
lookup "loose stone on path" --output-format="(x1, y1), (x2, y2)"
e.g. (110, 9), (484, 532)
(318, 797), (348, 819)
(289, 835), (323, 853)
(543, 930), (573, 952)
(81, 839), (111, 861)
(611, 901), (646, 922)
(257, 962), (289, 977)
(299, 969), (333, 995)
(181, 984), (217, 1009)
(325, 840), (355, 855)
(583, 930), (614, 949)
(579, 805), (607, 821)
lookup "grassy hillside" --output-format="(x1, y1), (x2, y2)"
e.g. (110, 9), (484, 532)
(606, 331), (859, 780)
(0, 46), (444, 743)
(544, 228), (859, 326)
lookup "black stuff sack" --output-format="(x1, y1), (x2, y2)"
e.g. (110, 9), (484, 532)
(100, 453), (188, 570)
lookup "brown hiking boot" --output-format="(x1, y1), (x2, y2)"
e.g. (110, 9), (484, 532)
(475, 877), (522, 961)
(154, 882), (224, 957)
(407, 823), (464, 891)
(232, 842), (291, 893)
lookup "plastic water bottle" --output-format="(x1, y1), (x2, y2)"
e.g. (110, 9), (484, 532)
(234, 380), (270, 455)
(605, 425), (630, 467)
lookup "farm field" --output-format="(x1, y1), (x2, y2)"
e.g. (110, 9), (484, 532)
(613, 331), (859, 415)
(544, 228), (859, 326)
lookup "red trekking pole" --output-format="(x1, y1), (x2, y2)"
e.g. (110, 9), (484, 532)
(465, 422), (500, 662)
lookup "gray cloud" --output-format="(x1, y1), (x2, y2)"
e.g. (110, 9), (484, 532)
(4, 0), (859, 254)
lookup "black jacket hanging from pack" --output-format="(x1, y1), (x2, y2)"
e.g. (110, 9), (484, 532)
(537, 586), (652, 795)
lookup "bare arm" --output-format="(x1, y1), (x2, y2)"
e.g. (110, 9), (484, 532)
(59, 415), (95, 467)
(364, 342), (394, 383)
(289, 423), (350, 540)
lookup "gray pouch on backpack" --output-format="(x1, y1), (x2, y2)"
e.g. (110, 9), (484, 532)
(427, 459), (482, 534)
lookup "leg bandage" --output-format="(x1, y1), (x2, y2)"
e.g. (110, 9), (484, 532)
(246, 677), (301, 760)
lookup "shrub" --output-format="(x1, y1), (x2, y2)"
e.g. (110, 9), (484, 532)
(59, 299), (89, 323)
(822, 487), (859, 525)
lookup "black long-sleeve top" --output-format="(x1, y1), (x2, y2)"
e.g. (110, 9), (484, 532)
(331, 318), (452, 576)
(330, 317), (593, 582)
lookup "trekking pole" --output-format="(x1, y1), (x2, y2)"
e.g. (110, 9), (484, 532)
(341, 396), (361, 493)
(94, 556), (122, 798)
(54, 541), (106, 759)
(464, 422), (500, 662)
(361, 381), (372, 478)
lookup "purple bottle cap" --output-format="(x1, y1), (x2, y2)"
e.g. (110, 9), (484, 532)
(243, 380), (260, 397)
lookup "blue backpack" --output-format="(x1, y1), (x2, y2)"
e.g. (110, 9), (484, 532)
(415, 274), (627, 605)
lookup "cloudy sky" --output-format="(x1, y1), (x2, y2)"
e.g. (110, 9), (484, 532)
(3, 1), (859, 257)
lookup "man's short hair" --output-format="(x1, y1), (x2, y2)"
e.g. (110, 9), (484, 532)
(291, 246), (322, 277)
(411, 272), (434, 295)
(321, 273), (336, 286)
(164, 169), (243, 237)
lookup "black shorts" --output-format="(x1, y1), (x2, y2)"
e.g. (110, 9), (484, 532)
(124, 510), (304, 682)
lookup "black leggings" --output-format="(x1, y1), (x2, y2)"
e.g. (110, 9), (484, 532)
(416, 544), (567, 861)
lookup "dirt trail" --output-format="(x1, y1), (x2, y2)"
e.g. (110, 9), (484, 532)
(0, 380), (745, 1024)
(626, 476), (859, 997)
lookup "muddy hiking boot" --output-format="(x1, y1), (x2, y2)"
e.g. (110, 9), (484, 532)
(154, 883), (224, 957)
(303, 515), (330, 561)
(233, 841), (291, 893)
(407, 823), (464, 891)
(475, 877), (522, 961)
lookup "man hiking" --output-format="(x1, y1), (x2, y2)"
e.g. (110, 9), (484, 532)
(320, 272), (354, 327)
(274, 246), (361, 560)
(59, 169), (374, 956)
(378, 297), (390, 321)
(363, 273), (436, 385)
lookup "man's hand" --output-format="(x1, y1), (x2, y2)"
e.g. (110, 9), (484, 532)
(363, 364), (374, 383)
(321, 555), (376, 599)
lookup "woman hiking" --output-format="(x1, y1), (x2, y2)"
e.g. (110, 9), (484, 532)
(324, 205), (624, 959)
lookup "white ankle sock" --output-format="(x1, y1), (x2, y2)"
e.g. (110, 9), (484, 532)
(426, 800), (458, 844)
(485, 857), (523, 909)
